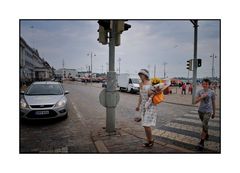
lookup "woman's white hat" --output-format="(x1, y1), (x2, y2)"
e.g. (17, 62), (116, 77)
(138, 69), (149, 79)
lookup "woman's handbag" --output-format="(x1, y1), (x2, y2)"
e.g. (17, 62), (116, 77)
(152, 92), (164, 105)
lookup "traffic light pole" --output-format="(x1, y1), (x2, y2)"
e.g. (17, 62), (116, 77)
(191, 20), (198, 104)
(106, 20), (117, 133)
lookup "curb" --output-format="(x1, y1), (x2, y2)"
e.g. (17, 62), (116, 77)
(94, 140), (109, 153)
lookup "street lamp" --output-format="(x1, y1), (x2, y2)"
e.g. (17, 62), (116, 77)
(163, 62), (167, 79)
(118, 58), (121, 74)
(87, 52), (96, 84)
(210, 54), (217, 80)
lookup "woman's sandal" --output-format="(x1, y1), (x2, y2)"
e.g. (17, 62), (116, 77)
(134, 117), (142, 122)
(143, 140), (154, 148)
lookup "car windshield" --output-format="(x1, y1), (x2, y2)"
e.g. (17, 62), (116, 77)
(26, 84), (63, 95)
(131, 78), (140, 84)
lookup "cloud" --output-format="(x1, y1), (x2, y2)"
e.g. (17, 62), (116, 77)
(20, 20), (220, 78)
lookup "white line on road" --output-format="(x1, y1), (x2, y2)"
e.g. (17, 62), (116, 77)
(175, 117), (220, 127)
(152, 129), (220, 151)
(183, 113), (220, 120)
(165, 122), (220, 137)
(69, 99), (88, 127)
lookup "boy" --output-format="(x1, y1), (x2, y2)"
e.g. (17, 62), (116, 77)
(195, 78), (216, 150)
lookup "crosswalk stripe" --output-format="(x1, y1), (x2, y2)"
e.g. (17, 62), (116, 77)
(193, 109), (220, 114)
(164, 122), (220, 137)
(183, 113), (220, 120)
(152, 129), (220, 151)
(175, 117), (220, 127)
(172, 120), (220, 131)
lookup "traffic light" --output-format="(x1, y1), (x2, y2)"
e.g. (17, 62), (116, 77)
(186, 59), (193, 71)
(97, 20), (111, 30)
(97, 26), (108, 45)
(97, 20), (131, 46)
(97, 20), (110, 45)
(197, 59), (202, 67)
(114, 20), (131, 46)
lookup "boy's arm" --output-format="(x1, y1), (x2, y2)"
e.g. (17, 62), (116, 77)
(195, 93), (207, 104)
(195, 96), (202, 104)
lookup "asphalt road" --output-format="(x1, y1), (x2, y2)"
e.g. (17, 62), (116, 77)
(20, 81), (220, 153)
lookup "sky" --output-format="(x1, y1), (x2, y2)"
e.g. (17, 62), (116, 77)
(20, 20), (220, 78)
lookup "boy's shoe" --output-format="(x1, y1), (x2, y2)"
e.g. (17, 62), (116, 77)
(205, 133), (209, 140)
(197, 142), (204, 151)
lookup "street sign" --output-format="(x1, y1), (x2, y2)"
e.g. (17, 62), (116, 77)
(99, 89), (120, 108)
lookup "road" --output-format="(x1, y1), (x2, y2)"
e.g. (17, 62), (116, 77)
(20, 81), (220, 153)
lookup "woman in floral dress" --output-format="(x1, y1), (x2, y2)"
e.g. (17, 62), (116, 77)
(135, 69), (158, 147)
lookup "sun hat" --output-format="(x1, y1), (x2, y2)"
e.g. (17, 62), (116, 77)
(138, 69), (149, 79)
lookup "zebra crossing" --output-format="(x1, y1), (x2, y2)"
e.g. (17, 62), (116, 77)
(153, 109), (220, 153)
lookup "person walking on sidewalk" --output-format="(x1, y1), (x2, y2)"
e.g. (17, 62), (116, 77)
(195, 78), (216, 150)
(181, 83), (186, 95)
(135, 69), (157, 148)
(188, 83), (193, 94)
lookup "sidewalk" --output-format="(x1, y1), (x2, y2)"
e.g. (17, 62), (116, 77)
(91, 126), (192, 153)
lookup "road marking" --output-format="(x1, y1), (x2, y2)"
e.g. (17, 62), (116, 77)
(175, 117), (220, 127)
(183, 113), (220, 120)
(69, 99), (87, 127)
(165, 122), (220, 137)
(152, 129), (220, 151)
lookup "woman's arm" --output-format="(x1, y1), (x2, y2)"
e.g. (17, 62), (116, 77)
(136, 82), (143, 111)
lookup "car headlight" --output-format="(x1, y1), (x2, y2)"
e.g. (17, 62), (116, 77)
(20, 98), (29, 109)
(55, 97), (67, 108)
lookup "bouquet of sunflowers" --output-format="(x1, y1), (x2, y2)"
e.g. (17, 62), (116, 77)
(145, 77), (169, 108)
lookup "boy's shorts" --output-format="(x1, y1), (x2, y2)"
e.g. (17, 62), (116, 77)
(198, 111), (212, 132)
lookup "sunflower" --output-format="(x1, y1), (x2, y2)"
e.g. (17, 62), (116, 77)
(151, 77), (162, 85)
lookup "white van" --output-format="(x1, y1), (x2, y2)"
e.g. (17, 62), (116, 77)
(117, 73), (140, 93)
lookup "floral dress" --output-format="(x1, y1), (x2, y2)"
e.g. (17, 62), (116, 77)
(140, 84), (158, 127)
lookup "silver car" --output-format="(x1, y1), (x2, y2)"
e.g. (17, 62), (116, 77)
(20, 81), (69, 120)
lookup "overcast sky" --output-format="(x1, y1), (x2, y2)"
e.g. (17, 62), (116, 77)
(20, 20), (220, 78)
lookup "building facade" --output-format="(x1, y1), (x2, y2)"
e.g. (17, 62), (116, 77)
(20, 37), (54, 85)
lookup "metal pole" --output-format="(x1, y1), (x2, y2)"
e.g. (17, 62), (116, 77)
(106, 20), (116, 133)
(163, 62), (167, 79)
(211, 53), (216, 80)
(90, 53), (92, 84)
(191, 20), (198, 104)
(62, 59), (64, 82)
(154, 64), (156, 77)
(118, 58), (121, 74)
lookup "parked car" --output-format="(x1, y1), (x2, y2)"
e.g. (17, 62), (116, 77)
(53, 77), (63, 83)
(102, 80), (107, 88)
(20, 81), (69, 120)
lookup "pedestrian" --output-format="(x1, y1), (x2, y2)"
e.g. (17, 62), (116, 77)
(195, 78), (216, 150)
(135, 69), (158, 147)
(181, 83), (186, 95)
(188, 83), (193, 94)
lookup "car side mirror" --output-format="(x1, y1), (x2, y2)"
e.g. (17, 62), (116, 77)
(20, 91), (25, 95)
(64, 91), (69, 95)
